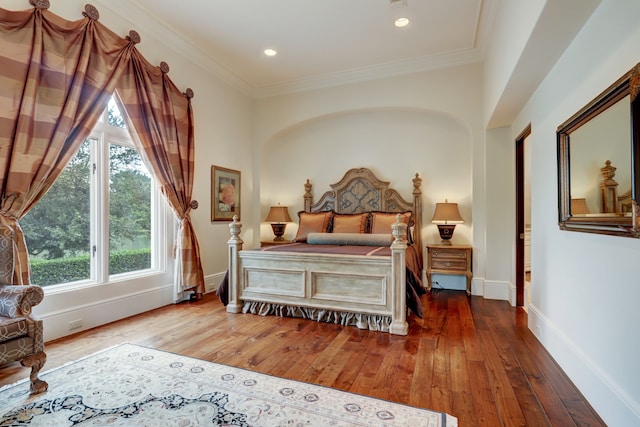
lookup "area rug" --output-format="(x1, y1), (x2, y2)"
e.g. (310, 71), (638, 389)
(0, 343), (457, 426)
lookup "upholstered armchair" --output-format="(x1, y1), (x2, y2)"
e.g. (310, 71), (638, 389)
(0, 224), (48, 394)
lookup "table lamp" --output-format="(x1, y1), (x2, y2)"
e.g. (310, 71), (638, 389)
(264, 205), (292, 241)
(432, 199), (463, 245)
(571, 198), (591, 214)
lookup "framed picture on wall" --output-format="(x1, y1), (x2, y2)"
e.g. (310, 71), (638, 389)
(211, 165), (241, 221)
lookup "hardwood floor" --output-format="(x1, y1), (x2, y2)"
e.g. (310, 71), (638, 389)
(1, 290), (605, 426)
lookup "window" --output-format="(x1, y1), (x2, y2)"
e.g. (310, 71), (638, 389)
(22, 97), (164, 287)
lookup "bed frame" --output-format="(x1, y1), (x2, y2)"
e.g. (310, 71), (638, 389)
(226, 168), (423, 335)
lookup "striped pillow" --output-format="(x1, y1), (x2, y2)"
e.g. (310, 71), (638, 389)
(293, 211), (333, 242)
(331, 212), (369, 233)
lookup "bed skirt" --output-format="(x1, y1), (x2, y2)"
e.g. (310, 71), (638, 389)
(242, 301), (393, 332)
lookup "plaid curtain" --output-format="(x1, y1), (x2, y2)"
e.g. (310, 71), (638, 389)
(0, 3), (204, 296)
(117, 50), (204, 299)
(0, 5), (131, 284)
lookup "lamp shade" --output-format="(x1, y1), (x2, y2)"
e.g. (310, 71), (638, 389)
(264, 205), (292, 223)
(571, 198), (591, 214)
(431, 200), (463, 224)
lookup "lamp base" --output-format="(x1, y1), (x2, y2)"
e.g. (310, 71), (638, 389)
(270, 223), (287, 241)
(437, 224), (456, 245)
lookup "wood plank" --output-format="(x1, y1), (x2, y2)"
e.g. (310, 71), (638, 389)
(328, 328), (377, 392)
(511, 324), (577, 426)
(477, 327), (528, 425)
(294, 326), (353, 386)
(408, 333), (436, 407)
(467, 359), (502, 426)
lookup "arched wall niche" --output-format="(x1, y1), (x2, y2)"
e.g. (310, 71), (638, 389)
(257, 107), (474, 245)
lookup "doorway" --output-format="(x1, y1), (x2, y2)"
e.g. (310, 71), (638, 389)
(516, 125), (531, 307)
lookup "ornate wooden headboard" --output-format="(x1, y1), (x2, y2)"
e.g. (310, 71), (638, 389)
(302, 167), (423, 255)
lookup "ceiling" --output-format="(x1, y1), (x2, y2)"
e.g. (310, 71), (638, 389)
(126, 0), (494, 95)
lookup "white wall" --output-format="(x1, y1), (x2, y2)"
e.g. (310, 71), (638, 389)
(253, 64), (487, 291)
(484, 126), (515, 301)
(484, 0), (600, 128)
(2, 0), (254, 340)
(494, 1), (640, 424)
(484, 0), (545, 126)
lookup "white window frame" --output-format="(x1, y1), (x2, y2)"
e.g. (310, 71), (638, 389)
(43, 100), (173, 294)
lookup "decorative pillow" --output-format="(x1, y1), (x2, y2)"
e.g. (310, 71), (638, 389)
(369, 211), (412, 235)
(307, 232), (393, 246)
(293, 211), (333, 242)
(331, 212), (369, 233)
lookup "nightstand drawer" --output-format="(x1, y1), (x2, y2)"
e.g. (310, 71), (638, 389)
(431, 259), (467, 271)
(431, 249), (468, 259)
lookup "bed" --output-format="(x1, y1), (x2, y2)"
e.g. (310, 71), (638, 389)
(222, 168), (424, 335)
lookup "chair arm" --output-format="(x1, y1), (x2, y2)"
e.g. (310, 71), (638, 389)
(0, 285), (44, 318)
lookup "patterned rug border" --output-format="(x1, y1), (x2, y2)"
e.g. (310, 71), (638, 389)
(0, 343), (458, 426)
(0, 343), (124, 393)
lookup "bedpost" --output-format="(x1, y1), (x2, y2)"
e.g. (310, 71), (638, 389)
(390, 214), (409, 335)
(412, 173), (423, 258)
(304, 179), (313, 212)
(227, 215), (243, 313)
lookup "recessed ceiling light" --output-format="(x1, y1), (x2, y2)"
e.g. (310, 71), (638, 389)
(394, 17), (410, 28)
(264, 48), (277, 57)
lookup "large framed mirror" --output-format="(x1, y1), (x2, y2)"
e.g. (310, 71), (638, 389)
(557, 62), (640, 237)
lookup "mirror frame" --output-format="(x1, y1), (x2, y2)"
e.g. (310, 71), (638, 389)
(557, 62), (640, 237)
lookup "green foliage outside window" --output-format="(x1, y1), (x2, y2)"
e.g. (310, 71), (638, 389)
(22, 143), (151, 259)
(30, 249), (151, 286)
(23, 142), (91, 259)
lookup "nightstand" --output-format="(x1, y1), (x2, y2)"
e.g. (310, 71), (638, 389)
(426, 244), (472, 295)
(260, 240), (293, 247)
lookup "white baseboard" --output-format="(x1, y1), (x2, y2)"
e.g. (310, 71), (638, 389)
(528, 304), (640, 425)
(39, 285), (174, 342)
(481, 279), (511, 301)
(205, 272), (225, 294)
(39, 272), (225, 343)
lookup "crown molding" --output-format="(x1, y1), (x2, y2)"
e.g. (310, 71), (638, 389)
(92, 0), (254, 98)
(253, 48), (484, 99)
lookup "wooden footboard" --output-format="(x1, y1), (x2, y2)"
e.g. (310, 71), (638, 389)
(227, 215), (409, 335)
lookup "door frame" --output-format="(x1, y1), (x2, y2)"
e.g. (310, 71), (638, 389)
(515, 124), (531, 307)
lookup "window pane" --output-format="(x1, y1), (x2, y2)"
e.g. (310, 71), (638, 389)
(22, 140), (92, 286)
(107, 97), (126, 128)
(109, 143), (151, 275)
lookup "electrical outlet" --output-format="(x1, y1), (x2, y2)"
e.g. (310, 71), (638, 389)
(69, 319), (83, 331)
